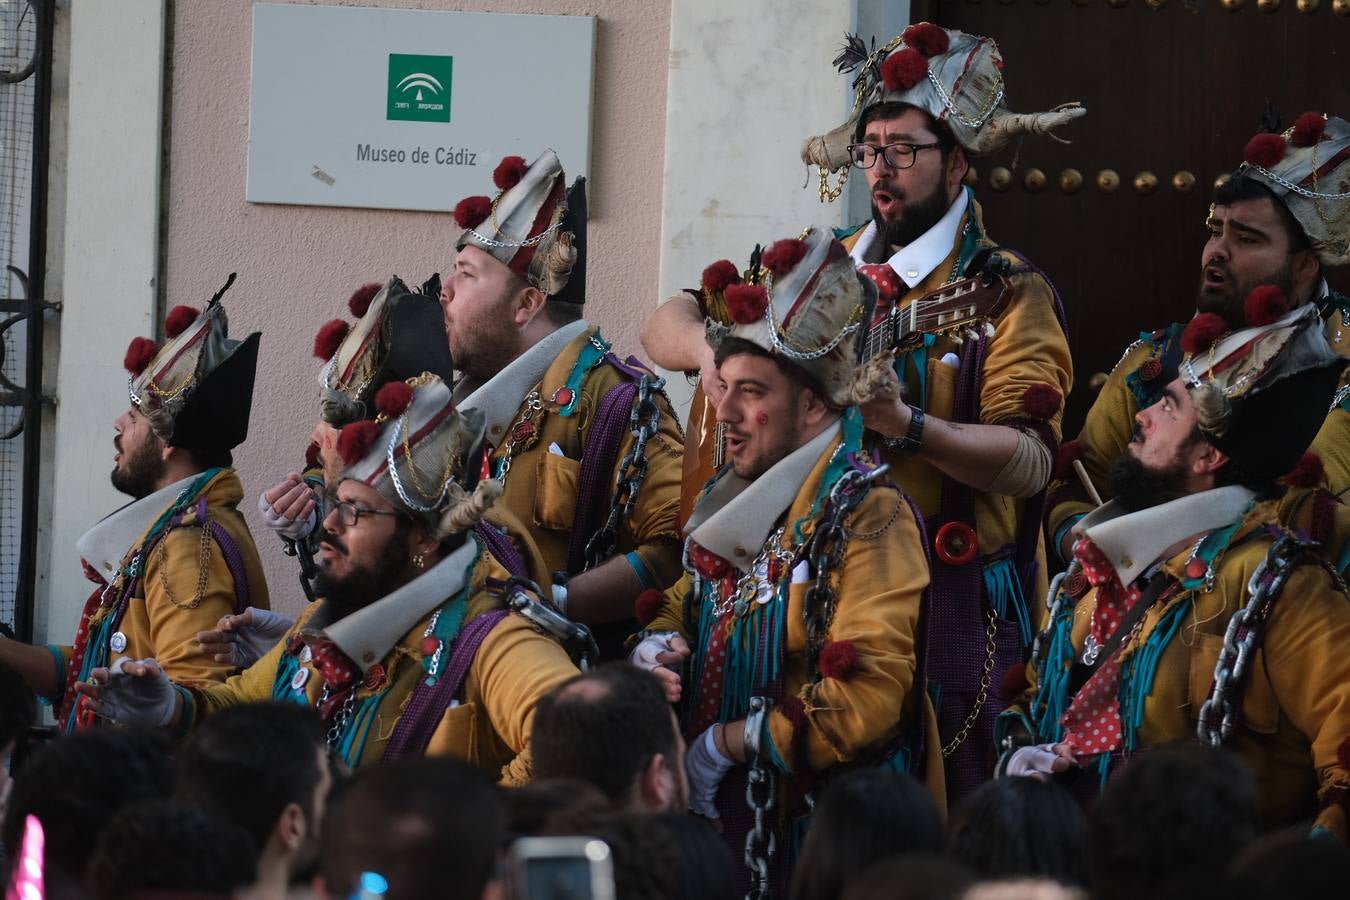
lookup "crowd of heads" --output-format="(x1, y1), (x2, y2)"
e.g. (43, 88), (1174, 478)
(1, 665), (1347, 899)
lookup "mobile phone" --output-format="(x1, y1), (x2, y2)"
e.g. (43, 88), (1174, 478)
(505, 836), (616, 900)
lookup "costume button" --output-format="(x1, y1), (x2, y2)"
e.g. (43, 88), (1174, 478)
(109, 632), (127, 654)
(363, 664), (386, 691)
(362, 651), (376, 664)
(552, 386), (575, 407)
(934, 521), (978, 566)
(419, 636), (441, 657)
(291, 668), (310, 691)
(1185, 558), (1207, 580)
(299, 645), (313, 663)
(734, 546), (747, 557)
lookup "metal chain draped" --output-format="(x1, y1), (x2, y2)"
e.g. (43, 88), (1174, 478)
(582, 373), (665, 570)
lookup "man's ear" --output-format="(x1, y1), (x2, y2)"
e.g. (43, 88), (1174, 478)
(946, 146), (971, 196)
(637, 753), (674, 812)
(799, 387), (833, 429)
(511, 284), (549, 328)
(1291, 249), (1320, 300)
(1190, 442), (1230, 479)
(275, 801), (307, 852)
(408, 521), (441, 562)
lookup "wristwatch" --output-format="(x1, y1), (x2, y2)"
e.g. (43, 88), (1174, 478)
(885, 405), (925, 455)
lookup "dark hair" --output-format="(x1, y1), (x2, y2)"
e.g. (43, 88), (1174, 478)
(547, 811), (681, 900)
(174, 702), (327, 854)
(1188, 423), (1282, 500)
(3, 728), (172, 886)
(180, 445), (234, 470)
(1090, 745), (1259, 900)
(320, 757), (505, 900)
(500, 777), (613, 842)
(0, 661), (35, 754)
(649, 812), (738, 900)
(1213, 171), (1312, 254)
(713, 336), (831, 408)
(790, 771), (945, 900)
(88, 799), (256, 900)
(531, 663), (678, 805)
(948, 776), (1089, 886)
(1229, 830), (1350, 900)
(858, 101), (959, 156)
(841, 853), (977, 900)
(543, 299), (585, 326)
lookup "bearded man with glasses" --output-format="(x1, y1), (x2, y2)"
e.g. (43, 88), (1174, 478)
(642, 23), (1084, 802)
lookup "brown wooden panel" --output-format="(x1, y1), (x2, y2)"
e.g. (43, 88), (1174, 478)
(912, 0), (1350, 431)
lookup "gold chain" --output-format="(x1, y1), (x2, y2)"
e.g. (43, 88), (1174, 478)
(818, 165), (850, 203)
(154, 514), (214, 610)
(845, 490), (903, 541)
(941, 607), (998, 758)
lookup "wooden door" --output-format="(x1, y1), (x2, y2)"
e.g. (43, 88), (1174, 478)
(913, 0), (1350, 432)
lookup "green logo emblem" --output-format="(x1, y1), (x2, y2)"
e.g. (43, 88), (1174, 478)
(387, 54), (453, 123)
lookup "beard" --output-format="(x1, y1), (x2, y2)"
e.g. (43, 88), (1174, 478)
(731, 403), (804, 482)
(1107, 453), (1192, 513)
(870, 175), (953, 254)
(110, 434), (167, 499)
(1195, 255), (1295, 327)
(314, 519), (414, 619)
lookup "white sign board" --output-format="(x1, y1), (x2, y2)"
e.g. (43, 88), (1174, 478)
(247, 3), (595, 212)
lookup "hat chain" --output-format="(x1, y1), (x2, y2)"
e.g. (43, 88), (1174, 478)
(926, 66), (1003, 131)
(385, 411), (460, 514)
(466, 193), (565, 250)
(765, 292), (864, 362)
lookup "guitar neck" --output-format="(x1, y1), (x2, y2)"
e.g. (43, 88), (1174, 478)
(860, 276), (1007, 362)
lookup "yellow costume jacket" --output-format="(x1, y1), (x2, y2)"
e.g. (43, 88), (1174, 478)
(1046, 311), (1350, 575)
(456, 322), (685, 595)
(49, 468), (269, 730)
(649, 418), (945, 814)
(841, 191), (1073, 798)
(181, 531), (579, 782)
(1005, 490), (1350, 838)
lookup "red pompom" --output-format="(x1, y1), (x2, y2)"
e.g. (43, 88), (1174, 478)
(1180, 312), (1228, 356)
(1054, 439), (1083, 480)
(634, 589), (664, 628)
(347, 282), (381, 318)
(492, 155), (528, 191)
(1243, 133), (1286, 169)
(779, 693), (809, 728)
(1243, 284), (1289, 327)
(123, 337), (160, 376)
(336, 420), (382, 465)
(313, 319), (350, 360)
(1022, 384), (1063, 420)
(304, 441), (321, 470)
(999, 662), (1029, 702)
(164, 305), (199, 339)
(881, 48), (929, 93)
(701, 259), (742, 294)
(374, 380), (414, 419)
(1311, 490), (1336, 545)
(762, 238), (810, 277)
(903, 22), (950, 58)
(453, 195), (492, 229)
(818, 640), (860, 682)
(1339, 735), (1350, 773)
(725, 284), (769, 325)
(1290, 112), (1327, 148)
(1281, 451), (1326, 489)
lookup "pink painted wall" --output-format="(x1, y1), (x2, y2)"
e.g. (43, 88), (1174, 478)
(164, 0), (671, 615)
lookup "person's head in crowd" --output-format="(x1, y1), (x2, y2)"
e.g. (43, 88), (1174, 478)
(648, 812), (738, 900)
(962, 881), (1089, 900)
(174, 702), (332, 896)
(0, 661), (34, 798)
(791, 770), (945, 900)
(538, 811), (680, 900)
(1089, 744), (1258, 900)
(87, 798), (255, 900)
(531, 663), (688, 813)
(2, 728), (171, 894)
(500, 777), (612, 842)
(1228, 829), (1350, 900)
(948, 776), (1089, 887)
(841, 853), (977, 900)
(317, 757), (505, 900)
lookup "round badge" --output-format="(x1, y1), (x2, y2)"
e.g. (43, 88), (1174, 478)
(934, 521), (979, 567)
(551, 386), (575, 408)
(363, 664), (387, 692)
(299, 645), (313, 664)
(1140, 358), (1163, 382)
(109, 632), (128, 654)
(291, 668), (310, 691)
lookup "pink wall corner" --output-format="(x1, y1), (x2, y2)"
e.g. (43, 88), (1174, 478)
(165, 0), (671, 614)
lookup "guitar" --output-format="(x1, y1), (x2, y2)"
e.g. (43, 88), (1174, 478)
(677, 268), (1012, 528)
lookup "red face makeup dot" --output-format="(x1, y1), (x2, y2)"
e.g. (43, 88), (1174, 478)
(756, 411), (769, 426)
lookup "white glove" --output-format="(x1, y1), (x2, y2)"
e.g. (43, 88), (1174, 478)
(1004, 743), (1069, 778)
(257, 481), (319, 541)
(99, 657), (177, 727)
(686, 726), (735, 819)
(629, 630), (680, 671)
(208, 607), (294, 668)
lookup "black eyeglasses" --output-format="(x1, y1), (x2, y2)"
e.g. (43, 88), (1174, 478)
(847, 142), (942, 170)
(325, 495), (402, 527)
